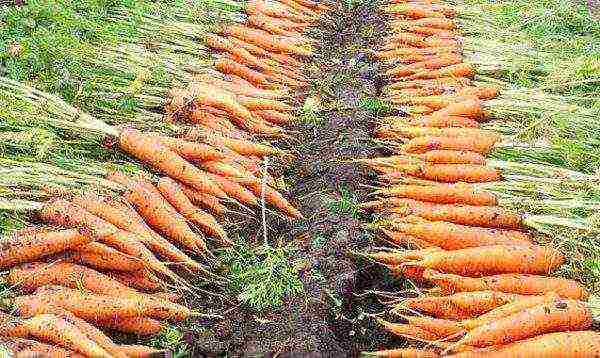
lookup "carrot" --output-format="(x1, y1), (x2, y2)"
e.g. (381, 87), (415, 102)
(387, 54), (463, 78)
(381, 4), (444, 19)
(215, 56), (272, 87)
(401, 291), (522, 320)
(0, 229), (91, 269)
(381, 228), (436, 248)
(237, 95), (295, 112)
(245, 0), (312, 22)
(409, 64), (475, 80)
(67, 242), (145, 272)
(362, 348), (440, 358)
(92, 316), (163, 336)
(157, 177), (229, 244)
(185, 126), (282, 157)
(153, 134), (224, 162)
(206, 172), (259, 207)
(118, 345), (164, 358)
(234, 177), (303, 219)
(408, 115), (480, 128)
(248, 13), (302, 36)
(386, 199), (522, 229)
(109, 269), (167, 292)
(0, 337), (85, 358)
(376, 183), (497, 206)
(425, 271), (589, 299)
(417, 150), (485, 164)
(393, 18), (456, 30)
(377, 319), (440, 342)
(16, 285), (191, 322)
(203, 33), (265, 70)
(20, 314), (113, 358)
(194, 75), (286, 100)
(118, 129), (225, 198)
(458, 299), (592, 348)
(108, 172), (208, 255)
(431, 98), (484, 119)
(153, 292), (181, 303)
(456, 86), (499, 100)
(384, 163), (502, 183)
(5, 262), (138, 296)
(385, 77), (471, 90)
(180, 184), (228, 216)
(460, 293), (559, 331)
(221, 25), (312, 56)
(73, 194), (205, 272)
(412, 245), (565, 277)
(403, 315), (465, 339)
(252, 110), (294, 124)
(388, 87), (446, 97)
(447, 331), (600, 357)
(394, 25), (454, 37)
(376, 125), (498, 140)
(403, 136), (499, 155)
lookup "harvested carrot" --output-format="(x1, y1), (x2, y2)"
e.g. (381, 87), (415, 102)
(157, 177), (229, 244)
(412, 245), (564, 277)
(425, 272), (589, 299)
(376, 125), (498, 140)
(108, 172), (208, 255)
(386, 199), (522, 229)
(408, 114), (480, 128)
(0, 229), (91, 269)
(377, 319), (440, 342)
(460, 293), (559, 330)
(254, 109), (294, 125)
(448, 331), (600, 357)
(119, 345), (165, 358)
(203, 33), (265, 70)
(153, 134), (224, 162)
(362, 348), (440, 358)
(381, 4), (444, 19)
(92, 316), (163, 336)
(180, 184), (228, 216)
(0, 337), (85, 358)
(67, 242), (145, 272)
(409, 64), (475, 80)
(215, 56), (271, 87)
(403, 315), (465, 339)
(456, 86), (499, 100)
(394, 18), (456, 30)
(381, 228), (436, 248)
(106, 269), (166, 292)
(403, 136), (499, 155)
(431, 98), (484, 119)
(458, 299), (591, 348)
(418, 150), (485, 164)
(235, 177), (303, 219)
(385, 163), (502, 183)
(221, 25), (312, 56)
(16, 285), (191, 322)
(118, 129), (225, 198)
(376, 183), (497, 206)
(402, 291), (522, 320)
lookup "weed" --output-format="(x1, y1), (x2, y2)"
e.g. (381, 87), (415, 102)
(326, 186), (360, 218)
(218, 241), (304, 311)
(358, 97), (392, 116)
(148, 325), (189, 358)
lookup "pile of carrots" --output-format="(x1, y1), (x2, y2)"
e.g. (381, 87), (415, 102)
(359, 0), (600, 357)
(0, 0), (332, 356)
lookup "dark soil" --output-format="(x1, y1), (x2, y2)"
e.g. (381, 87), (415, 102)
(176, 3), (408, 357)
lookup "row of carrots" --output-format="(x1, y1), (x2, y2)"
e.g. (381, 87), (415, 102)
(0, 0), (330, 356)
(360, 0), (600, 357)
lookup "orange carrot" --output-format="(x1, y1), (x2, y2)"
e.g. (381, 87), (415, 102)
(376, 125), (498, 140)
(376, 183), (497, 206)
(16, 285), (191, 322)
(73, 194), (205, 272)
(381, 228), (436, 248)
(245, 0), (312, 22)
(383, 163), (502, 183)
(0, 336), (86, 358)
(157, 177), (229, 244)
(412, 245), (564, 277)
(387, 199), (522, 229)
(90, 316), (163, 336)
(153, 134), (224, 162)
(409, 64), (475, 80)
(106, 270), (166, 292)
(221, 25), (312, 56)
(215, 56), (272, 87)
(6, 262), (138, 296)
(0, 229), (91, 269)
(235, 177), (303, 219)
(377, 319), (440, 342)
(448, 331), (600, 357)
(403, 136), (499, 155)
(402, 291), (522, 320)
(385, 77), (471, 90)
(417, 150), (485, 164)
(458, 299), (591, 348)
(67, 242), (145, 272)
(180, 184), (228, 216)
(118, 345), (164, 358)
(456, 86), (499, 100)
(381, 4), (444, 19)
(362, 348), (440, 358)
(460, 293), (559, 330)
(237, 95), (295, 112)
(108, 172), (208, 255)
(431, 98), (484, 119)
(203, 33), (265, 70)
(403, 315), (465, 339)
(118, 129), (225, 198)
(408, 115), (480, 128)
(20, 314), (113, 358)
(394, 18), (456, 30)
(425, 271), (589, 299)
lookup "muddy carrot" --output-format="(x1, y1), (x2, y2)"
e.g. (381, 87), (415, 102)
(0, 229), (92, 269)
(387, 199), (522, 229)
(413, 245), (565, 277)
(408, 64), (475, 80)
(377, 318), (440, 342)
(92, 316), (163, 337)
(118, 129), (225, 198)
(108, 172), (208, 255)
(417, 150), (485, 164)
(376, 183), (497, 206)
(106, 270), (166, 292)
(157, 177), (229, 244)
(119, 345), (165, 358)
(0, 337), (86, 358)
(381, 229), (436, 248)
(180, 184), (228, 216)
(408, 114), (480, 128)
(235, 177), (303, 219)
(376, 125), (498, 140)
(403, 315), (466, 339)
(431, 98), (484, 119)
(215, 56), (272, 87)
(67, 242), (145, 272)
(403, 136), (499, 155)
(203, 33), (265, 70)
(385, 163), (502, 183)
(153, 134), (224, 162)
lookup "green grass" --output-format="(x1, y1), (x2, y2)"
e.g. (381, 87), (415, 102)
(326, 186), (360, 218)
(218, 241), (305, 311)
(148, 325), (189, 358)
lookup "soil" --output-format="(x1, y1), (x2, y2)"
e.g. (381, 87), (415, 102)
(173, 3), (408, 357)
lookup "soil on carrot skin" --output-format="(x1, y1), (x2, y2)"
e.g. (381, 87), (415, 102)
(169, 3), (408, 357)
